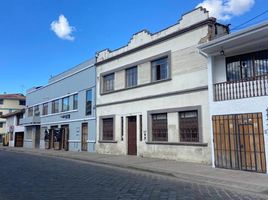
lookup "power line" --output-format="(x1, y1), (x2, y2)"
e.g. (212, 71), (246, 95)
(231, 10), (268, 31)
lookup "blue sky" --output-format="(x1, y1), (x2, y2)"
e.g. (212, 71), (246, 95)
(0, 0), (267, 94)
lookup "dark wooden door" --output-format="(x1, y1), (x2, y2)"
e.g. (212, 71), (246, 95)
(81, 123), (88, 151)
(61, 125), (69, 151)
(128, 116), (137, 155)
(212, 113), (266, 173)
(15, 132), (24, 147)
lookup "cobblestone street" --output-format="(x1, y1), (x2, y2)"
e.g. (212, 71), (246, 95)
(0, 150), (265, 200)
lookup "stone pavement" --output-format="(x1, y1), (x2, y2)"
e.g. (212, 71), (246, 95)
(1, 146), (268, 198)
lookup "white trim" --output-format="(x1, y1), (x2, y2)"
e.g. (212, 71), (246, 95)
(41, 109), (78, 118)
(87, 140), (96, 143)
(40, 117), (96, 125)
(28, 92), (78, 108)
(27, 63), (94, 95)
(24, 139), (32, 142)
(68, 140), (81, 143)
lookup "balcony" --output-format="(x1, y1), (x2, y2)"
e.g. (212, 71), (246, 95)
(214, 74), (268, 101)
(20, 116), (41, 126)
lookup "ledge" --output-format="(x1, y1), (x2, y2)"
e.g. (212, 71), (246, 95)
(145, 142), (208, 147)
(101, 78), (172, 96)
(98, 140), (118, 144)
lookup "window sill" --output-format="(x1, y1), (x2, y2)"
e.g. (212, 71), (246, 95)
(98, 140), (117, 144)
(146, 141), (208, 147)
(100, 78), (171, 95)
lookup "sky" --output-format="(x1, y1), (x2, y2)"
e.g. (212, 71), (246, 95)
(0, 0), (267, 94)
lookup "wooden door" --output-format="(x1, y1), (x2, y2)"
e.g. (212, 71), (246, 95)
(61, 125), (69, 151)
(15, 132), (24, 147)
(128, 116), (137, 155)
(212, 113), (266, 173)
(81, 123), (88, 151)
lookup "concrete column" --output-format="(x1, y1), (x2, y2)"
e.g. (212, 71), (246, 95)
(167, 112), (179, 142)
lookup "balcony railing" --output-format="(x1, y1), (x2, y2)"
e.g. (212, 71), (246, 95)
(214, 74), (268, 101)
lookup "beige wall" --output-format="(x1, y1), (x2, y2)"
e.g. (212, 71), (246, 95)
(0, 99), (25, 134)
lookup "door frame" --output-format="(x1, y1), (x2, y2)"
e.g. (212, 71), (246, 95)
(81, 123), (88, 151)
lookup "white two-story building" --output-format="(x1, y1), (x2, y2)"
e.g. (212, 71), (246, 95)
(199, 21), (268, 173)
(95, 7), (228, 164)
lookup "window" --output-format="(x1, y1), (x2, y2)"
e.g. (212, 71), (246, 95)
(151, 113), (168, 141)
(226, 50), (268, 81)
(16, 114), (23, 126)
(126, 66), (137, 87)
(151, 57), (169, 82)
(28, 107), (33, 117)
(179, 110), (199, 142)
(103, 73), (114, 92)
(52, 100), (59, 113)
(73, 94), (78, 110)
(19, 100), (26, 105)
(86, 90), (92, 115)
(140, 115), (142, 141)
(0, 99), (3, 104)
(62, 97), (70, 112)
(34, 105), (40, 116)
(102, 118), (114, 140)
(43, 103), (48, 115)
(0, 122), (3, 128)
(121, 117), (124, 141)
(0, 112), (2, 116)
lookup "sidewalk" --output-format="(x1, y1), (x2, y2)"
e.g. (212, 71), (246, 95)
(1, 146), (268, 197)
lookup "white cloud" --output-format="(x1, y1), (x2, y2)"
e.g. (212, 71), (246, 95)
(50, 15), (75, 41)
(197, 0), (255, 21)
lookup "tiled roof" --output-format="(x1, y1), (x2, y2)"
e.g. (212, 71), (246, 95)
(0, 93), (25, 100)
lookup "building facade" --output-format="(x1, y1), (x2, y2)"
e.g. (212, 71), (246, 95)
(1, 109), (24, 147)
(0, 94), (25, 145)
(199, 21), (268, 173)
(21, 59), (96, 152)
(95, 8), (228, 164)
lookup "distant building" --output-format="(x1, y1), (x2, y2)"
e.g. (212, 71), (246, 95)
(21, 59), (96, 152)
(199, 21), (268, 173)
(1, 109), (25, 147)
(0, 94), (26, 144)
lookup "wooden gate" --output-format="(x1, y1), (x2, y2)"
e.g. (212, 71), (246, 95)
(128, 116), (137, 155)
(81, 123), (88, 151)
(15, 132), (24, 147)
(212, 113), (266, 173)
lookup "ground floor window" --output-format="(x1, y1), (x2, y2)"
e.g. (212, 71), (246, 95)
(102, 118), (114, 140)
(151, 113), (168, 141)
(179, 110), (199, 142)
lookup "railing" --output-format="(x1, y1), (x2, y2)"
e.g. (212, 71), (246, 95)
(214, 74), (268, 101)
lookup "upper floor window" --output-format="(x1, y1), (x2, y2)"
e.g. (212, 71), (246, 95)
(226, 50), (268, 81)
(28, 107), (33, 117)
(103, 73), (114, 92)
(73, 94), (78, 110)
(52, 100), (60, 113)
(126, 66), (137, 87)
(151, 57), (169, 82)
(62, 97), (70, 112)
(34, 105), (40, 116)
(43, 103), (48, 116)
(0, 112), (2, 116)
(0, 99), (3, 105)
(0, 122), (3, 128)
(151, 113), (168, 141)
(19, 100), (26, 105)
(179, 110), (199, 142)
(86, 90), (92, 115)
